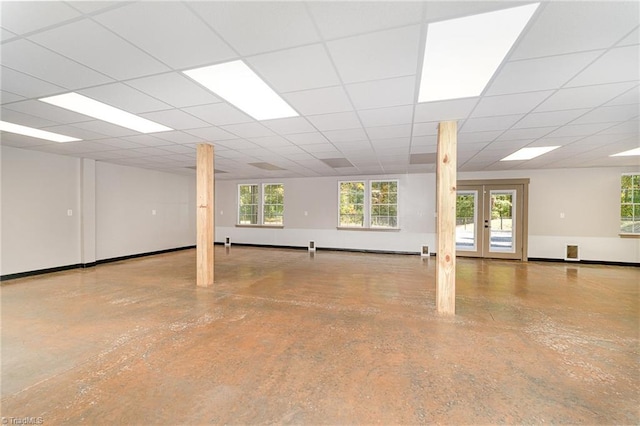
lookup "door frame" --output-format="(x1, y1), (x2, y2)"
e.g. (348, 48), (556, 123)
(457, 178), (530, 261)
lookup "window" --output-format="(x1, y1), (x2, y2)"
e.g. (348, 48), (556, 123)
(371, 180), (398, 228)
(263, 183), (284, 225)
(620, 174), (640, 234)
(237, 183), (284, 226)
(238, 184), (259, 225)
(339, 180), (399, 229)
(339, 181), (365, 227)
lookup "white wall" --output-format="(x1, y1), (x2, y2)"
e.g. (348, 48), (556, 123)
(95, 162), (196, 260)
(1, 146), (81, 275)
(1, 146), (197, 275)
(215, 167), (640, 263)
(215, 174), (437, 254)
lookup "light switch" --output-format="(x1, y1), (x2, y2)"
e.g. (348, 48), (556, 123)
(560, 212), (565, 219)
(152, 209), (157, 216)
(67, 209), (73, 216)
(304, 211), (308, 216)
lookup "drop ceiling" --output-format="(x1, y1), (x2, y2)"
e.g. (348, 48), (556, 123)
(1, 1), (638, 180)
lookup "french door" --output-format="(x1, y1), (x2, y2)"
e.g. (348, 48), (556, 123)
(455, 180), (529, 260)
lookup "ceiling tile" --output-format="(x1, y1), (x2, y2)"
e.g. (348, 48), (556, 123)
(97, 138), (147, 150)
(247, 44), (340, 93)
(412, 122), (438, 136)
(486, 51), (603, 95)
(0, 132), (55, 148)
(546, 122), (617, 137)
(220, 122), (275, 138)
(308, 2), (423, 39)
(1, 28), (17, 41)
(358, 105), (413, 127)
(154, 131), (204, 144)
(327, 25), (420, 84)
(141, 110), (209, 130)
(80, 83), (171, 113)
(617, 27), (639, 47)
(69, 2), (124, 14)
(1, 39), (113, 89)
(301, 143), (340, 154)
(283, 86), (352, 115)
(189, 2), (320, 55)
(346, 76), (415, 110)
(496, 127), (557, 141)
(29, 20), (168, 80)
(512, 109), (591, 128)
(1, 90), (25, 104)
(472, 91), (553, 117)
(536, 82), (638, 112)
(182, 103), (253, 126)
(606, 85), (640, 106)
(597, 120), (639, 135)
(366, 124), (412, 140)
(0, 107), (60, 129)
(571, 104), (639, 125)
(414, 98), (478, 122)
(307, 112), (361, 131)
(510, 1), (639, 60)
(185, 126), (240, 142)
(127, 73), (222, 108)
(122, 135), (173, 147)
(322, 128), (367, 143)
(248, 136), (293, 148)
(457, 130), (503, 144)
(40, 124), (110, 141)
(285, 132), (330, 145)
(566, 45), (640, 87)
(72, 120), (139, 137)
(95, 2), (236, 69)
(0, 1), (80, 35)
(0, 67), (65, 99)
(461, 114), (524, 132)
(262, 117), (316, 135)
(4, 100), (92, 125)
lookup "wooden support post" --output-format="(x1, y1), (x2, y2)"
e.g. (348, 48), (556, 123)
(436, 121), (457, 315)
(196, 143), (214, 287)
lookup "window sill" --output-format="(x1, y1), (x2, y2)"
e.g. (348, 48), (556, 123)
(619, 233), (640, 238)
(337, 227), (401, 232)
(236, 224), (284, 229)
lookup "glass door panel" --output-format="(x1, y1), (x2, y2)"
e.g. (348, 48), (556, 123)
(456, 190), (478, 252)
(488, 190), (516, 253)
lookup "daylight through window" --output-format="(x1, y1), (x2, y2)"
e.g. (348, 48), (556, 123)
(620, 174), (640, 234)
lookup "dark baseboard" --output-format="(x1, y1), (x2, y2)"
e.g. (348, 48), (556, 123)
(95, 245), (196, 265)
(1, 263), (82, 282)
(218, 241), (423, 256)
(1, 245), (196, 282)
(528, 257), (640, 267)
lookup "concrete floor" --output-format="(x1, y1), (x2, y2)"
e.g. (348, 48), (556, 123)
(1, 246), (638, 424)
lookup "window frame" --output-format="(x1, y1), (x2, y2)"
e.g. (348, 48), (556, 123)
(337, 179), (400, 230)
(236, 183), (285, 227)
(369, 179), (399, 229)
(237, 183), (259, 225)
(620, 173), (640, 236)
(262, 183), (284, 226)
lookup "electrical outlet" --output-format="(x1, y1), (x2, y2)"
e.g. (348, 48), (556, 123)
(67, 209), (73, 216)
(152, 209), (157, 216)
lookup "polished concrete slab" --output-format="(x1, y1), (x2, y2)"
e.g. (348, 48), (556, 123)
(1, 246), (638, 424)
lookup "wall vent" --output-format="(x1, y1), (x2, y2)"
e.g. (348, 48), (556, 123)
(225, 236), (231, 247)
(565, 244), (579, 261)
(421, 245), (430, 257)
(308, 240), (316, 252)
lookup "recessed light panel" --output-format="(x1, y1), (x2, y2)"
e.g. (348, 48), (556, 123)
(39, 93), (173, 133)
(0, 120), (80, 143)
(419, 3), (539, 102)
(500, 146), (559, 161)
(183, 60), (299, 121)
(610, 147), (640, 157)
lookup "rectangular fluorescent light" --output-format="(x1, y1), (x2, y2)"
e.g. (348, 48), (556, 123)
(419, 3), (539, 102)
(610, 147), (640, 157)
(501, 146), (559, 161)
(0, 120), (80, 143)
(183, 60), (298, 121)
(39, 93), (172, 133)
